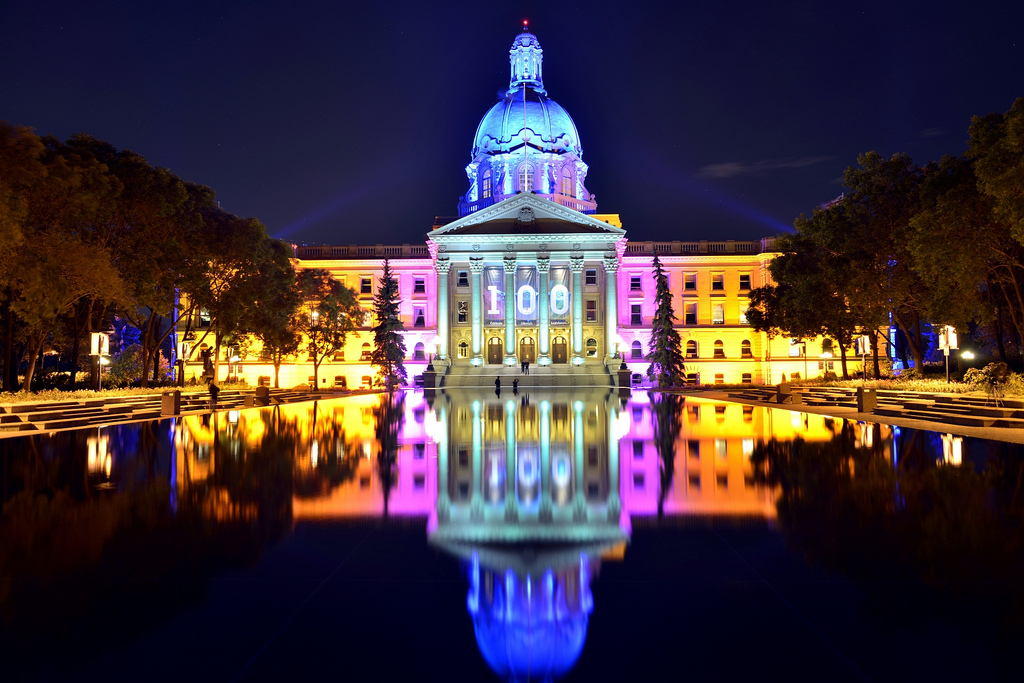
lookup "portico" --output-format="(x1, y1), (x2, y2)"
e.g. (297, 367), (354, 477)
(429, 194), (626, 368)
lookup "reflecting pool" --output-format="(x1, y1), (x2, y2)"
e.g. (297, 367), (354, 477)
(2, 390), (1023, 681)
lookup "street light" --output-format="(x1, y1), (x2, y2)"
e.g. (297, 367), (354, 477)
(961, 350), (975, 360)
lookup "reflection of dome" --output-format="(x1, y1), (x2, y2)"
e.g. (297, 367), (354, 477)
(467, 552), (594, 682)
(472, 89), (582, 158)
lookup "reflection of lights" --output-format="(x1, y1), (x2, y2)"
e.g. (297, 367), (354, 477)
(941, 433), (962, 466)
(614, 411), (630, 440)
(87, 431), (112, 477)
(791, 411), (802, 429)
(860, 423), (874, 449)
(552, 453), (571, 488)
(517, 451), (538, 487)
(742, 439), (754, 457)
(228, 410), (239, 424)
(362, 441), (372, 459)
(311, 440), (319, 467)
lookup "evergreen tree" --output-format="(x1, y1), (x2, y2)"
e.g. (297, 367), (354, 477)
(646, 251), (686, 388)
(371, 259), (407, 390)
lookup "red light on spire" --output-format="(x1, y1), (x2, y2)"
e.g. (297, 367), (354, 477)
(523, 19), (528, 29)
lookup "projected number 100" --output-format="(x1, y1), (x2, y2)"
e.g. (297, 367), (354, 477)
(487, 285), (569, 316)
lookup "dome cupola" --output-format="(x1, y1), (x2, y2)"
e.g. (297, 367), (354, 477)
(458, 24), (596, 218)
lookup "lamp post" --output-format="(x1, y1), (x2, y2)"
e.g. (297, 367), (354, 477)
(821, 350), (833, 378)
(939, 325), (958, 384)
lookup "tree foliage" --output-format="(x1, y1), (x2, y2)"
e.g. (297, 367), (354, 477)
(370, 259), (407, 390)
(645, 251), (685, 388)
(294, 269), (360, 389)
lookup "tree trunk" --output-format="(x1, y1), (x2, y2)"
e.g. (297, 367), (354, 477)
(872, 330), (881, 379)
(995, 303), (1008, 362)
(21, 337), (44, 393)
(274, 358), (281, 389)
(838, 331), (850, 380)
(1, 291), (12, 392)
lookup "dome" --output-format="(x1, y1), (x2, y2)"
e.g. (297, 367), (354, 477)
(472, 88), (583, 158)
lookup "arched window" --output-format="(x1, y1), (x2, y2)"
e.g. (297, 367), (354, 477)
(821, 338), (833, 355)
(741, 340), (752, 358)
(413, 342), (425, 361)
(360, 343), (372, 361)
(481, 169), (492, 199)
(714, 340), (725, 359)
(686, 340), (698, 358)
(631, 340), (643, 359)
(561, 168), (573, 196)
(586, 338), (598, 357)
(518, 164), (534, 192)
(458, 341), (469, 358)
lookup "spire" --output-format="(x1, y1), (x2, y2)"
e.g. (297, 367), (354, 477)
(508, 21), (545, 95)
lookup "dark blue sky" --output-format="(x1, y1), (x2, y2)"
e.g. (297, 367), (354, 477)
(3, 1), (1022, 244)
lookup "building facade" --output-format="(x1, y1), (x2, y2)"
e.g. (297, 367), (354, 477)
(178, 27), (855, 388)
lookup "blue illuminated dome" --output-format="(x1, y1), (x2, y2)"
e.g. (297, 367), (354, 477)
(458, 27), (596, 217)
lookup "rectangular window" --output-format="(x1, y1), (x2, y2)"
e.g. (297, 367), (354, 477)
(414, 277), (426, 294)
(688, 475), (700, 491)
(715, 373), (725, 385)
(585, 269), (597, 286)
(457, 271), (469, 288)
(631, 304), (642, 326)
(632, 441), (644, 459)
(633, 473), (645, 490)
(457, 301), (468, 323)
(711, 273), (724, 291)
(684, 272), (697, 291)
(586, 300), (597, 322)
(712, 303), (724, 325)
(688, 439), (700, 457)
(199, 308), (211, 327)
(739, 306), (748, 325)
(684, 303), (697, 325)
(414, 443), (426, 460)
(739, 273), (751, 290)
(742, 373), (752, 384)
(630, 276), (642, 291)
(790, 341), (803, 357)
(360, 277), (372, 294)
(413, 307), (425, 328)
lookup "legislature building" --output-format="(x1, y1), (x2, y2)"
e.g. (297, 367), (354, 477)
(178, 26), (848, 389)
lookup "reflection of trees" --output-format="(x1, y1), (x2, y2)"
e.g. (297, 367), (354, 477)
(653, 393), (682, 519)
(750, 423), (1024, 641)
(292, 404), (363, 499)
(374, 392), (406, 517)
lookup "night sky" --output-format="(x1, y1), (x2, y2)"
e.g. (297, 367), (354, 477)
(3, 1), (1022, 245)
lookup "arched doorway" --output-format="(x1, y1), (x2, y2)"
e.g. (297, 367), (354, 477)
(487, 337), (503, 364)
(552, 336), (568, 364)
(520, 336), (536, 363)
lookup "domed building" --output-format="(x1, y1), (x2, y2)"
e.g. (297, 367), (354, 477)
(459, 26), (596, 217)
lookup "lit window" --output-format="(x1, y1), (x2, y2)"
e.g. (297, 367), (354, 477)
(739, 273), (751, 290)
(414, 278), (425, 294)
(586, 338), (598, 357)
(458, 341), (469, 358)
(715, 373), (725, 385)
(360, 277), (372, 294)
(686, 340), (698, 358)
(413, 342), (425, 360)
(414, 307), (425, 328)
(711, 273), (724, 291)
(739, 306), (748, 325)
(715, 439), (727, 456)
(585, 269), (597, 286)
(685, 303), (697, 325)
(481, 170), (492, 199)
(630, 276), (642, 291)
(741, 373), (752, 384)
(586, 300), (597, 322)
(360, 343), (372, 361)
(518, 164), (534, 192)
(457, 271), (469, 288)
(684, 273), (697, 291)
(741, 340), (752, 358)
(714, 340), (725, 358)
(631, 305), (642, 326)
(631, 340), (643, 359)
(712, 304), (724, 325)
(790, 341), (803, 357)
(561, 168), (573, 196)
(457, 301), (468, 323)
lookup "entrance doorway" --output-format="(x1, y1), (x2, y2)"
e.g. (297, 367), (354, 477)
(520, 336), (536, 363)
(552, 336), (568, 364)
(487, 337), (503, 364)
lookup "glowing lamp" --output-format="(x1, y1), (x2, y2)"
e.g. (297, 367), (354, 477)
(961, 350), (975, 360)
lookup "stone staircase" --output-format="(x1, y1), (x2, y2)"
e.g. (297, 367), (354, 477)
(440, 362), (615, 389)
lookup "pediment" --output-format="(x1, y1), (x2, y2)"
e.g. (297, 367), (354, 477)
(431, 194), (625, 238)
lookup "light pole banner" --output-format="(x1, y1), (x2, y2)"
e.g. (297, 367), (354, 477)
(515, 265), (538, 324)
(483, 266), (505, 326)
(548, 266), (571, 326)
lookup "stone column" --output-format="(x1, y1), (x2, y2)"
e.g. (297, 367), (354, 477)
(605, 397), (621, 523)
(436, 402), (450, 522)
(435, 257), (450, 361)
(537, 257), (551, 365)
(470, 257), (484, 364)
(504, 399), (518, 521)
(570, 256), (585, 364)
(572, 399), (587, 521)
(471, 399), (484, 521)
(604, 255), (619, 361)
(504, 256), (517, 365)
(539, 399), (552, 522)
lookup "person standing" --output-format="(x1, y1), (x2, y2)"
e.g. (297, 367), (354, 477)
(525, 361), (530, 376)
(495, 377), (501, 396)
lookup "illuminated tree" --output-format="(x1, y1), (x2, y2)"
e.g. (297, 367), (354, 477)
(645, 251), (685, 388)
(295, 269), (361, 389)
(370, 259), (407, 390)
(238, 240), (302, 388)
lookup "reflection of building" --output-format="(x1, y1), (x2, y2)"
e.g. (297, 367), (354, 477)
(176, 26), (858, 389)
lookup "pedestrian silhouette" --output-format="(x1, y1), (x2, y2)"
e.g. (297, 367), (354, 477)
(512, 378), (519, 394)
